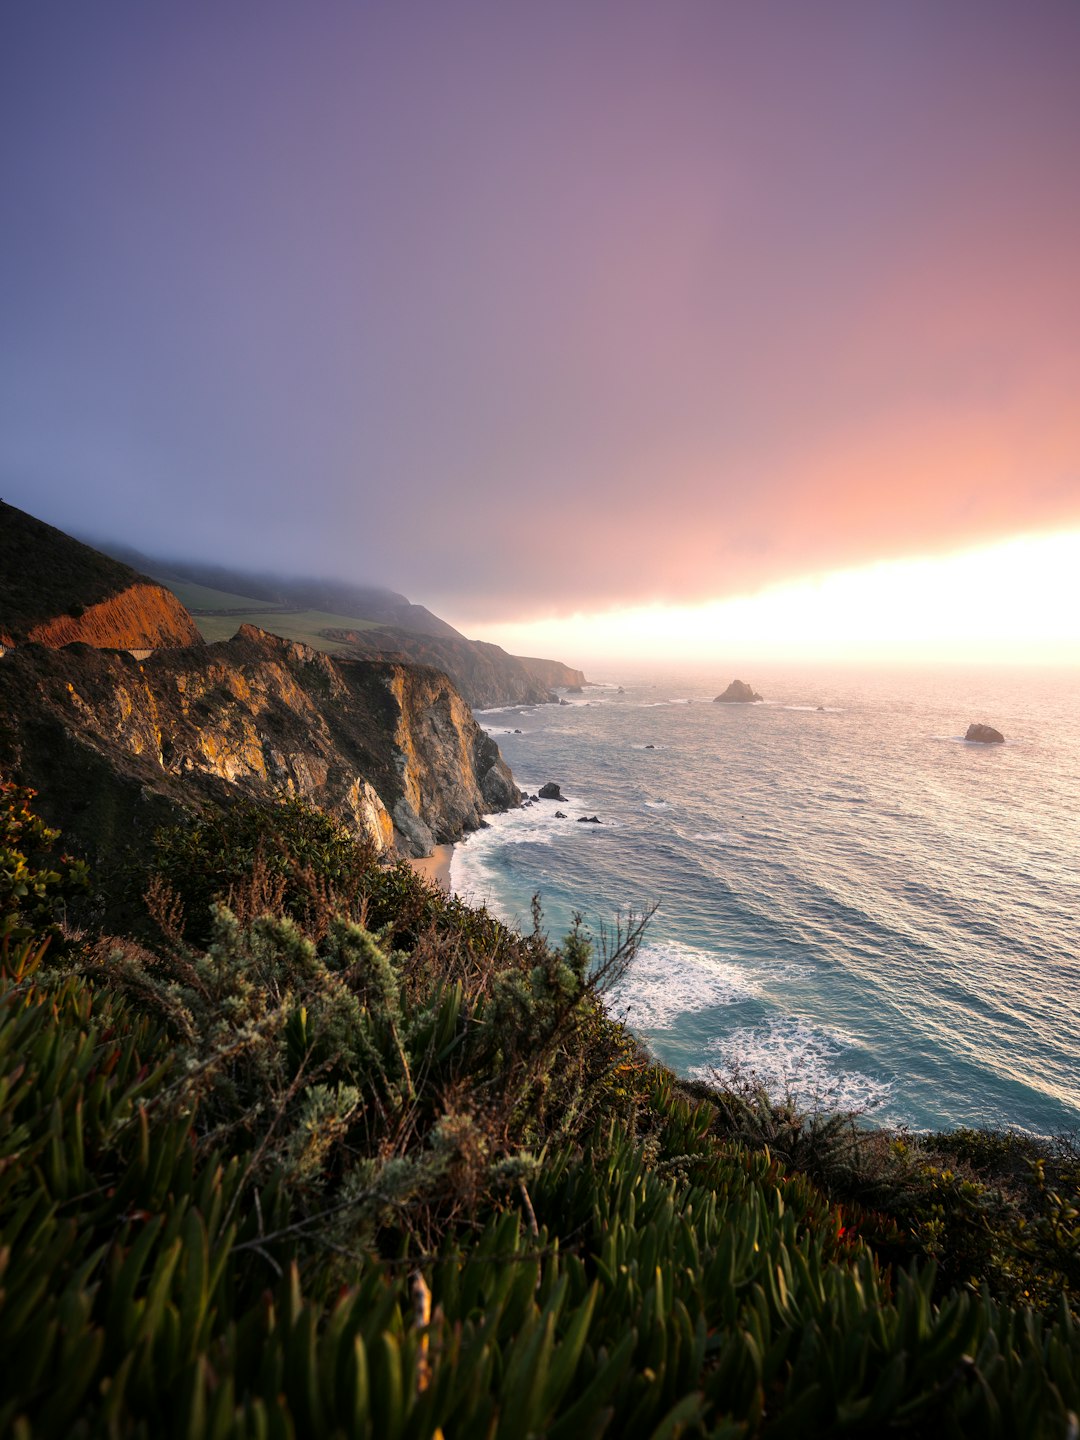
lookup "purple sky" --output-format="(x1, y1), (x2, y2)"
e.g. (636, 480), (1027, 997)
(3, 2), (1078, 624)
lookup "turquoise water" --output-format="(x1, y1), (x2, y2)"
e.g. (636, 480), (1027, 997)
(452, 665), (1080, 1135)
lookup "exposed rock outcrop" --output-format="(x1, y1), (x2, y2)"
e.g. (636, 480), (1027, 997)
(321, 626), (563, 709)
(514, 656), (588, 690)
(538, 781), (564, 800)
(0, 501), (202, 650)
(965, 723), (1005, 745)
(714, 680), (763, 704)
(0, 625), (519, 864)
(24, 583), (202, 650)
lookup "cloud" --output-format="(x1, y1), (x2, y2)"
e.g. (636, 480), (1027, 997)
(2, 2), (1078, 622)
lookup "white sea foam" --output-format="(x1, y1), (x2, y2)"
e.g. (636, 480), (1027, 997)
(689, 1017), (893, 1113)
(643, 800), (671, 810)
(609, 940), (759, 1030)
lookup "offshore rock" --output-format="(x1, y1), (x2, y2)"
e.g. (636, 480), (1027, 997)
(965, 723), (1005, 744)
(714, 679), (763, 704)
(0, 625), (520, 864)
(538, 781), (564, 800)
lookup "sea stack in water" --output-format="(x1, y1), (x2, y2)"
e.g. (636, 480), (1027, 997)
(538, 781), (564, 800)
(714, 679), (763, 704)
(965, 723), (1005, 744)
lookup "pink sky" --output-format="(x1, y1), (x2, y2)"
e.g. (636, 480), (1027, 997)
(2, 2), (1078, 626)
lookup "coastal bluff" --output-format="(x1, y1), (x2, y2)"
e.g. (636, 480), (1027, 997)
(0, 625), (520, 864)
(321, 627), (586, 709)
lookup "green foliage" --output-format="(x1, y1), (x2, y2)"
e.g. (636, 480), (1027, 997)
(0, 778), (88, 948)
(3, 788), (1080, 1437)
(150, 797), (375, 944)
(686, 1072), (1080, 1323)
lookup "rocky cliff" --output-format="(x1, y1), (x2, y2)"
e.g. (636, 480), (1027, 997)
(322, 626), (568, 709)
(0, 625), (519, 863)
(0, 501), (202, 650)
(514, 655), (588, 690)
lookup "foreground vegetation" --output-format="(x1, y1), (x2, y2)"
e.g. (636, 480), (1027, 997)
(2, 782), (1079, 1436)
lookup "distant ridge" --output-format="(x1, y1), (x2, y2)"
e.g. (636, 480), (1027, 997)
(93, 544), (588, 709)
(98, 545), (461, 639)
(0, 501), (202, 650)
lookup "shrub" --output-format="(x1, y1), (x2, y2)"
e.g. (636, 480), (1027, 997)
(0, 777), (88, 949)
(150, 797), (376, 944)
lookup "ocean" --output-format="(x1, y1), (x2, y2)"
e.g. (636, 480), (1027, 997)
(452, 665), (1080, 1136)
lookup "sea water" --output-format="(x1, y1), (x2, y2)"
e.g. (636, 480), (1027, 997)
(452, 665), (1080, 1135)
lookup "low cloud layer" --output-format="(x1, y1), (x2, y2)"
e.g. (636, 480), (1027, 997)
(3, 3), (1078, 623)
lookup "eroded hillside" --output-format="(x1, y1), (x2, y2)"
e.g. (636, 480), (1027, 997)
(0, 500), (201, 649)
(0, 625), (519, 862)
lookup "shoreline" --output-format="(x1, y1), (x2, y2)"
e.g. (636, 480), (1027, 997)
(405, 842), (454, 891)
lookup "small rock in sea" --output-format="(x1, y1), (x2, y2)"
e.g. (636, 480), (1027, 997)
(559, 698), (570, 706)
(538, 781), (564, 800)
(714, 679), (763, 704)
(529, 794), (540, 802)
(817, 705), (825, 711)
(514, 728), (522, 733)
(576, 815), (602, 824)
(554, 810), (567, 818)
(617, 686), (625, 694)
(965, 722), (1005, 744)
(644, 743), (655, 749)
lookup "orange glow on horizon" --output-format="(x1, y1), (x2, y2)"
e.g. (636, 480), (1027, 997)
(461, 531), (1080, 669)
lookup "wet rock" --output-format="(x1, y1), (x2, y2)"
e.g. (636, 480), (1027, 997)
(554, 810), (567, 818)
(538, 781), (564, 800)
(576, 814), (602, 824)
(965, 722), (1005, 744)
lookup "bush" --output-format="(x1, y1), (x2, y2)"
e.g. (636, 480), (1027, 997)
(150, 797), (376, 944)
(0, 777), (88, 949)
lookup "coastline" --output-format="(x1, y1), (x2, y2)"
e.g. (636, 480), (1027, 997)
(406, 843), (454, 891)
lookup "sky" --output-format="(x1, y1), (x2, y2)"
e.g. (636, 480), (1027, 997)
(2, 2), (1079, 663)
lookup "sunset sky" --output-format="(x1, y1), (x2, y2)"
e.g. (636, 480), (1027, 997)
(2, 2), (1078, 663)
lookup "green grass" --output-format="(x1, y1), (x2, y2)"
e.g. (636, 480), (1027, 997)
(154, 577), (284, 614)
(190, 609), (379, 650)
(156, 578), (385, 651)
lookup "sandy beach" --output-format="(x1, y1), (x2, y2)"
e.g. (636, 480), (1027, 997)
(405, 843), (454, 891)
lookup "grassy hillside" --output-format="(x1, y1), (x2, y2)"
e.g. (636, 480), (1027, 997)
(156, 576), (384, 650)
(3, 782), (1079, 1436)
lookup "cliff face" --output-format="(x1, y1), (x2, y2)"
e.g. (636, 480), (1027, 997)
(322, 626), (564, 709)
(0, 625), (519, 862)
(514, 655), (587, 690)
(24, 582), (202, 650)
(0, 501), (202, 650)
